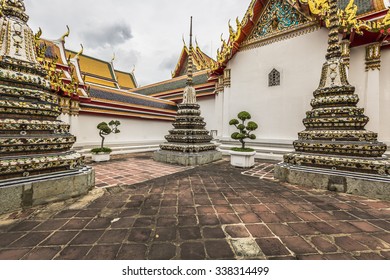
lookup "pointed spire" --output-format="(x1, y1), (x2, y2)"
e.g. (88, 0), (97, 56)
(326, 0), (342, 60)
(187, 16), (194, 86)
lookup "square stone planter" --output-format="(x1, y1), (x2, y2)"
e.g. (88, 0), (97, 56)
(230, 150), (256, 168)
(91, 152), (111, 162)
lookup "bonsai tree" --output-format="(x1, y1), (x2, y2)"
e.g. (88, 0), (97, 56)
(91, 120), (121, 154)
(229, 111), (258, 151)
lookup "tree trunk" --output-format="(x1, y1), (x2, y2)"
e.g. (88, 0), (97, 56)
(240, 139), (245, 149)
(99, 132), (105, 149)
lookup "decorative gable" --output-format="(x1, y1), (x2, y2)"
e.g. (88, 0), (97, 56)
(244, 0), (312, 46)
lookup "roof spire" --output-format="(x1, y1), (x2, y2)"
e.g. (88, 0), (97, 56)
(186, 16), (194, 86)
(326, 0), (342, 61)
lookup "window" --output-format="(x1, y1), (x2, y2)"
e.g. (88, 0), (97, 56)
(268, 68), (280, 87)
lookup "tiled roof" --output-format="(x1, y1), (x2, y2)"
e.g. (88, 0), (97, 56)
(115, 70), (137, 89)
(135, 72), (210, 96)
(172, 46), (216, 78)
(65, 50), (116, 81)
(85, 76), (117, 88)
(338, 0), (386, 15)
(89, 86), (177, 111)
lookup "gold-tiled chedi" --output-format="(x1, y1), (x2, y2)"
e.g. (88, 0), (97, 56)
(154, 17), (222, 165)
(276, 0), (390, 176)
(0, 0), (85, 180)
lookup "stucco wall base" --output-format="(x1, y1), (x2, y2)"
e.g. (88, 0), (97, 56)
(0, 167), (95, 215)
(153, 150), (222, 166)
(274, 163), (390, 201)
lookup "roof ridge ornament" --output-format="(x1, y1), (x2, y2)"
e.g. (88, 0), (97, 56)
(60, 25), (70, 42)
(74, 44), (83, 59)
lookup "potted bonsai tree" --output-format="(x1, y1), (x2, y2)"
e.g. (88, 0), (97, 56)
(229, 111), (258, 168)
(91, 120), (121, 162)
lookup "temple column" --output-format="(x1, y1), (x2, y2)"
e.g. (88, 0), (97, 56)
(340, 39), (350, 71)
(214, 76), (224, 138)
(364, 42), (381, 132)
(221, 69), (231, 139)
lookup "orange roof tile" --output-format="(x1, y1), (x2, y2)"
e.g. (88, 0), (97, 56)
(65, 50), (115, 81)
(115, 70), (137, 89)
(85, 76), (117, 88)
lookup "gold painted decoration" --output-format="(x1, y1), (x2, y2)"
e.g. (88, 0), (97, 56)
(280, 0), (390, 176)
(248, 0), (309, 40)
(365, 42), (381, 71)
(0, 0), (85, 180)
(301, 0), (390, 34)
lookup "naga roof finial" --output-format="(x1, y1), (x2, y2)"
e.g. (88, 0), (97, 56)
(61, 25), (70, 42)
(74, 44), (83, 59)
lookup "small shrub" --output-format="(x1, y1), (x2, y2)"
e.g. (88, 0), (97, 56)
(229, 111), (258, 150)
(91, 147), (112, 154)
(97, 120), (121, 149)
(231, 147), (255, 152)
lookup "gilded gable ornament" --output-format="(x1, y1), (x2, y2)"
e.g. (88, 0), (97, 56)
(248, 0), (309, 40)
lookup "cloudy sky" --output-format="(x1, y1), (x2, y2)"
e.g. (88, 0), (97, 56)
(24, 0), (249, 86)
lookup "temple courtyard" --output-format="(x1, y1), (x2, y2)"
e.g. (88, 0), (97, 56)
(0, 153), (389, 260)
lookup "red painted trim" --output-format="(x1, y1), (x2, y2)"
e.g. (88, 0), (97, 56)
(79, 110), (175, 121)
(85, 100), (176, 116)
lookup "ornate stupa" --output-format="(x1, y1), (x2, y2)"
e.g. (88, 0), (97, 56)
(0, 0), (93, 213)
(275, 0), (390, 198)
(154, 17), (222, 166)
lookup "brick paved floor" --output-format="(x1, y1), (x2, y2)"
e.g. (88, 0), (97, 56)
(90, 153), (192, 188)
(0, 155), (389, 260)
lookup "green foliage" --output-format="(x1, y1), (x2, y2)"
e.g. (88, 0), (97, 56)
(247, 121), (258, 131)
(91, 147), (112, 154)
(229, 119), (239, 126)
(96, 120), (121, 149)
(229, 111), (259, 149)
(238, 111), (251, 121)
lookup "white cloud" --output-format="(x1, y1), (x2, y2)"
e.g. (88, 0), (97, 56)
(24, 0), (249, 85)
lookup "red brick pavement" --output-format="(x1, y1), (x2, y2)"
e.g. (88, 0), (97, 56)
(90, 153), (192, 188)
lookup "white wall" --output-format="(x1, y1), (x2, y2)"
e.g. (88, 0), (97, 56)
(379, 49), (390, 145)
(222, 29), (329, 143)
(218, 28), (390, 147)
(198, 96), (217, 132)
(69, 114), (172, 148)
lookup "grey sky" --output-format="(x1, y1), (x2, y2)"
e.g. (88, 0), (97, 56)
(24, 0), (249, 86)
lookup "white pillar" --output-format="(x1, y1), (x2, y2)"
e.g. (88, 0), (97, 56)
(364, 43), (381, 132)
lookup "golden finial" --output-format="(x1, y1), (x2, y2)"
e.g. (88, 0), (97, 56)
(236, 17), (241, 28)
(195, 37), (200, 48)
(61, 25), (70, 42)
(75, 44), (83, 58)
(182, 34), (187, 47)
(34, 27), (42, 41)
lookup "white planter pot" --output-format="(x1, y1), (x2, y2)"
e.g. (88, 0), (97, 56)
(91, 153), (111, 162)
(230, 150), (256, 168)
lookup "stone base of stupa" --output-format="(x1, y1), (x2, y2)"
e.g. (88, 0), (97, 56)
(0, 167), (94, 214)
(274, 163), (390, 201)
(154, 150), (222, 166)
